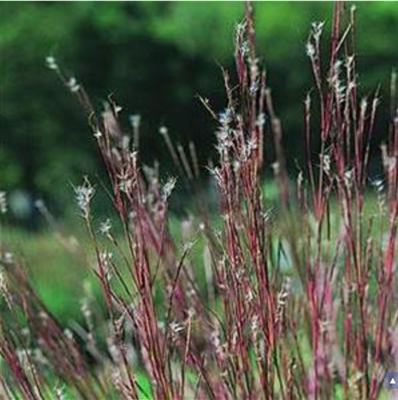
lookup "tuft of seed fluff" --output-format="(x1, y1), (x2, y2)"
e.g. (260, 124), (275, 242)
(74, 178), (95, 218)
(45, 56), (58, 70)
(161, 177), (177, 202)
(99, 218), (112, 236)
(0, 191), (7, 214)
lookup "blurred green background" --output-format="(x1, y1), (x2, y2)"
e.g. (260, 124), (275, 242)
(1, 1), (397, 227)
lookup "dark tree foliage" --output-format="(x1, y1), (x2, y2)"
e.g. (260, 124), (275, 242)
(1, 2), (397, 215)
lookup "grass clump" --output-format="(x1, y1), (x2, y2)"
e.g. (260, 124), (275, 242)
(1, 3), (397, 399)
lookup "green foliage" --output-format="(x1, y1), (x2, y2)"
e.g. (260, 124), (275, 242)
(3, 226), (92, 323)
(1, 2), (397, 213)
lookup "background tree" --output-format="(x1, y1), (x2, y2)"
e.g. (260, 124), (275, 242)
(1, 2), (397, 221)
